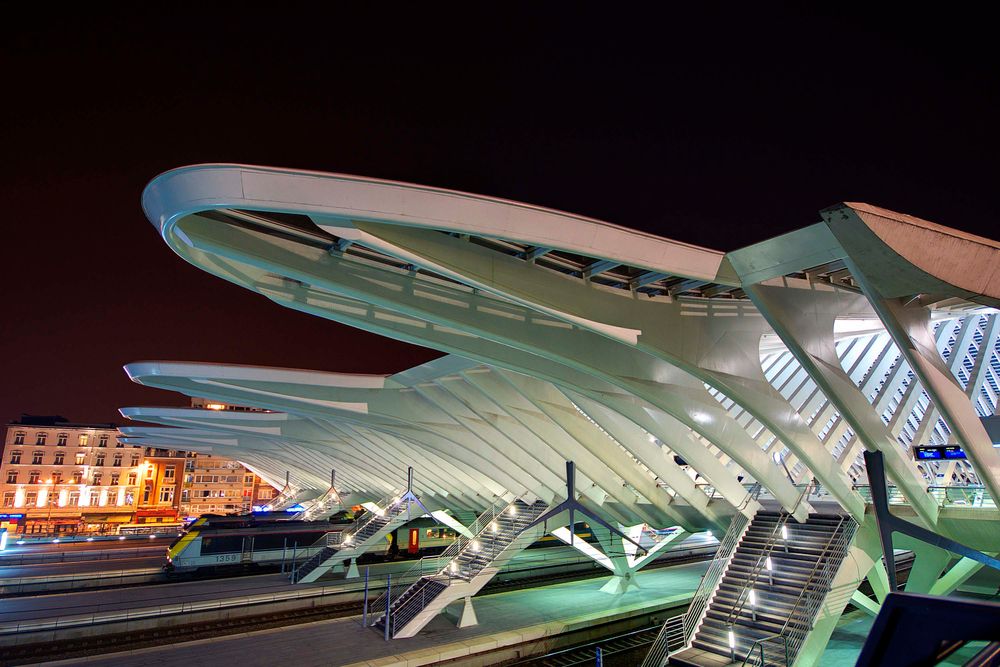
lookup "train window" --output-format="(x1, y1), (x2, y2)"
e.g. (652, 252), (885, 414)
(199, 535), (244, 554)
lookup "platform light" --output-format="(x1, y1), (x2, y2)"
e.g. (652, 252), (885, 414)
(748, 589), (756, 606)
(728, 629), (736, 649)
(119, 536), (126, 540)
(16, 540), (25, 546)
(781, 525), (788, 540)
(491, 522), (498, 533)
(472, 540), (480, 552)
(508, 506), (517, 516)
(766, 556), (772, 571)
(86, 537), (94, 542)
(149, 534), (156, 539)
(52, 539), (60, 544)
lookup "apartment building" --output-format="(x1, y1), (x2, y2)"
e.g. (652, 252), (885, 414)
(180, 452), (276, 516)
(0, 416), (180, 534)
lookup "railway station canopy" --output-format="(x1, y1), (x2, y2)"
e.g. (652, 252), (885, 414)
(119, 164), (1000, 660)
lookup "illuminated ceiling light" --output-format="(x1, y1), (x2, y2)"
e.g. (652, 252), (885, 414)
(205, 403), (226, 411)
(781, 525), (788, 540)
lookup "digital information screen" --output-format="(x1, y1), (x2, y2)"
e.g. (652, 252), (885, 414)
(913, 445), (966, 460)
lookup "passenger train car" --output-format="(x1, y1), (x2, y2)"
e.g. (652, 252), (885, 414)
(165, 513), (603, 574)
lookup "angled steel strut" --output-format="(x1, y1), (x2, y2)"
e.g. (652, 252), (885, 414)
(523, 461), (646, 555)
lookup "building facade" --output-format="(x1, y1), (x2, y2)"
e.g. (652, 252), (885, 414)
(180, 452), (275, 517)
(0, 414), (279, 534)
(0, 416), (150, 534)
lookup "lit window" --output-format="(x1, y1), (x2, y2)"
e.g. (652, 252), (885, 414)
(75, 452), (86, 465)
(13, 432), (24, 445)
(5, 471), (17, 484)
(32, 452), (43, 465)
(9, 451), (21, 464)
(35, 432), (47, 446)
(78, 434), (89, 446)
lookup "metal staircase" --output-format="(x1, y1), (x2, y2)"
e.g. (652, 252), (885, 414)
(668, 509), (858, 667)
(292, 486), (342, 521)
(292, 491), (411, 583)
(370, 496), (549, 639)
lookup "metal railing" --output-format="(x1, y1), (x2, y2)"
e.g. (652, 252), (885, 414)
(779, 515), (858, 662)
(365, 494), (511, 625)
(742, 634), (789, 667)
(641, 507), (752, 667)
(720, 511), (798, 630)
(331, 489), (405, 547)
(640, 613), (686, 667)
(852, 484), (995, 509)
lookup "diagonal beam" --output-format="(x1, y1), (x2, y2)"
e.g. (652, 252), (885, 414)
(583, 259), (621, 279)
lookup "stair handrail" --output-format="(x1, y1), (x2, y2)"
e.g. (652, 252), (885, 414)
(435, 492), (538, 581)
(366, 492), (512, 624)
(741, 633), (789, 667)
(738, 482), (762, 511)
(335, 488), (405, 547)
(640, 511), (750, 667)
(720, 508), (799, 630)
(640, 613), (686, 667)
(381, 495), (547, 637)
(779, 515), (858, 662)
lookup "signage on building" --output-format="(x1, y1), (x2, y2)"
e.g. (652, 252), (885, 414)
(913, 445), (967, 460)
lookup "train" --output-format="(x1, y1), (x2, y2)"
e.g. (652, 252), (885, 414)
(164, 512), (604, 574)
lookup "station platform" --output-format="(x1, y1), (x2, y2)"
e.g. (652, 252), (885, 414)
(46, 560), (710, 666)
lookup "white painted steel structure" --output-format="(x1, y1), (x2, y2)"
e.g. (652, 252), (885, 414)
(126, 164), (1000, 538)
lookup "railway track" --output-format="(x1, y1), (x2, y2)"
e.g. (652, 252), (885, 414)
(0, 550), (710, 666)
(513, 625), (661, 667)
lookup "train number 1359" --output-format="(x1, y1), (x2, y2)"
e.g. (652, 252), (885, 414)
(214, 554), (239, 563)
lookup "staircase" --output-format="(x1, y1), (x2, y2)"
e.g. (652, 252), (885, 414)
(292, 487), (341, 521)
(293, 493), (411, 583)
(669, 510), (857, 667)
(372, 497), (549, 639)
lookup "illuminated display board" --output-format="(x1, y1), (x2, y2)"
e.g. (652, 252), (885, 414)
(913, 445), (966, 460)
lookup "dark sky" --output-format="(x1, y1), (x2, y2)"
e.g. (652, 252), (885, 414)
(2, 6), (997, 426)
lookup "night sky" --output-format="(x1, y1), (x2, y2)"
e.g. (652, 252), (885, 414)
(2, 6), (997, 426)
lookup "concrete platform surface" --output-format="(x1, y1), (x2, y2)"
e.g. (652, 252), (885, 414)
(45, 560), (711, 667)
